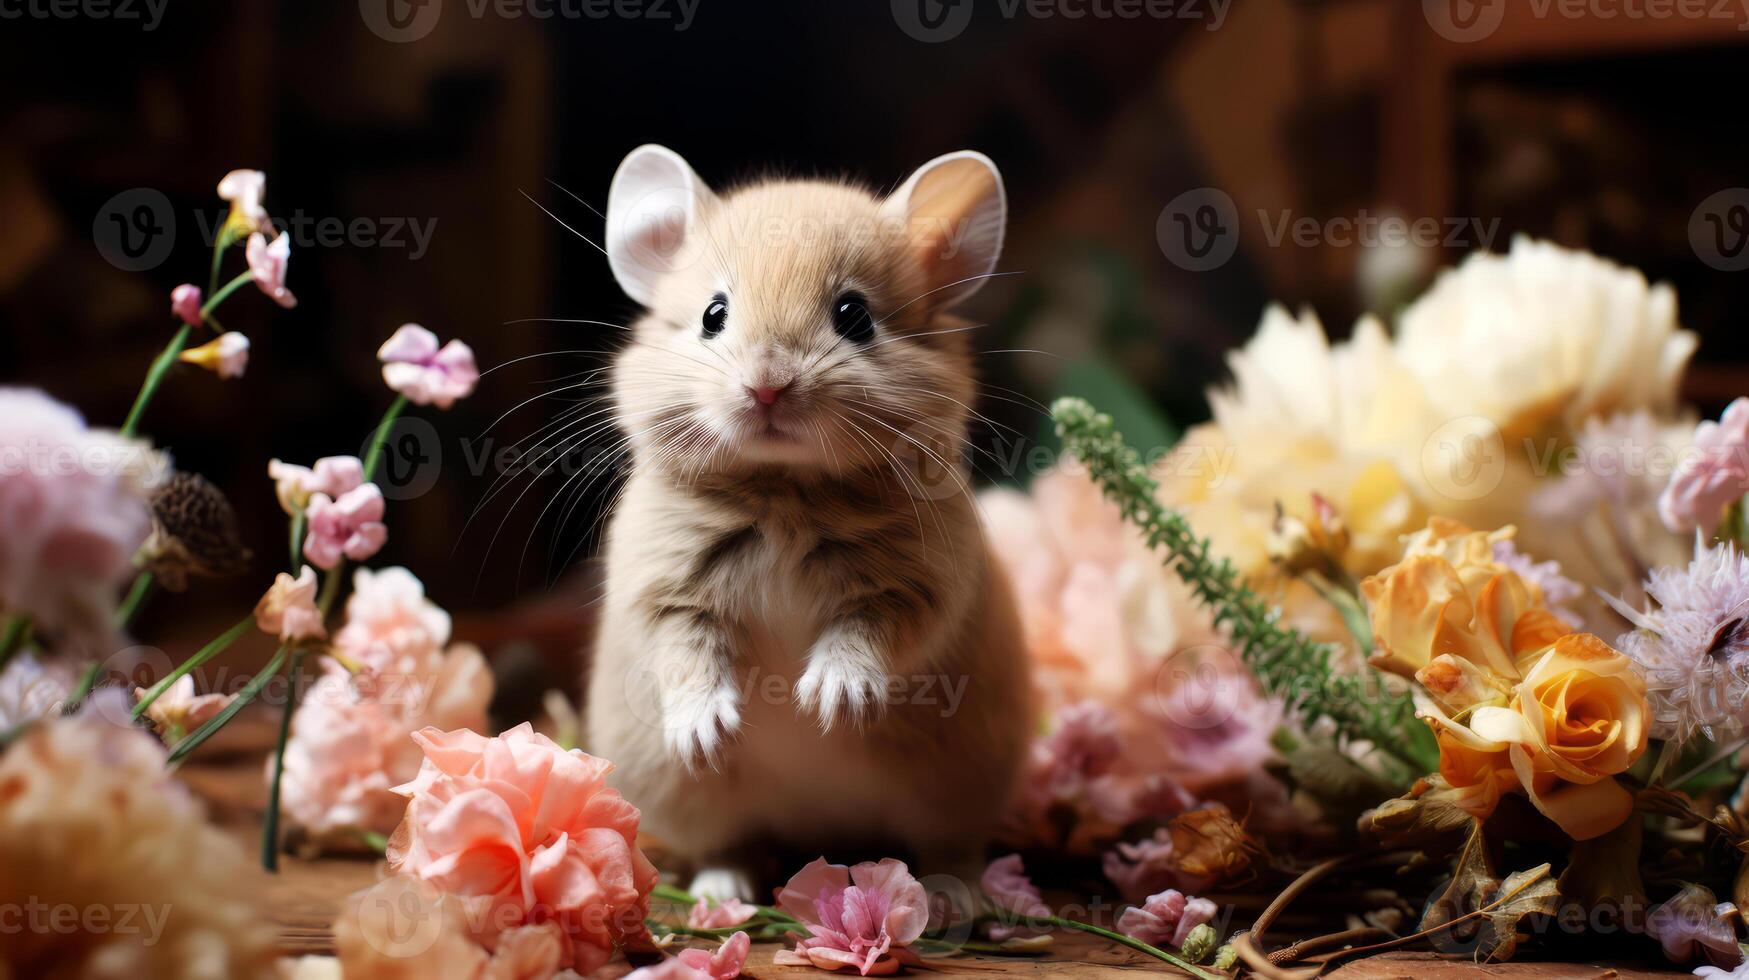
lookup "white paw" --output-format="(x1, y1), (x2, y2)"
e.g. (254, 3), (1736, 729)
(661, 676), (741, 769)
(690, 867), (756, 904)
(795, 645), (887, 731)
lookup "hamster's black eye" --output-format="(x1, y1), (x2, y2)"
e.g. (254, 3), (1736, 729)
(832, 292), (874, 345)
(701, 293), (728, 339)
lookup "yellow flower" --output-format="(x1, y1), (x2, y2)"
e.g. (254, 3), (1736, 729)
(1363, 518), (1649, 840)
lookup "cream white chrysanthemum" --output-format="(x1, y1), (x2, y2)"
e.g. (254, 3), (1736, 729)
(1611, 538), (1749, 744)
(0, 691), (280, 978)
(1396, 236), (1697, 440)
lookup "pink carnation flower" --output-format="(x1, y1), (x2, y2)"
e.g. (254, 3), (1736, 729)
(1116, 889), (1217, 950)
(0, 389), (156, 651)
(772, 858), (928, 976)
(269, 455), (364, 514)
(687, 897), (757, 930)
(626, 932), (751, 980)
(1662, 397), (1749, 535)
(254, 566), (327, 644)
(170, 284), (203, 326)
(378, 324), (479, 409)
(303, 483), (388, 569)
(333, 566), (452, 678)
(387, 725), (659, 973)
(245, 231), (297, 309)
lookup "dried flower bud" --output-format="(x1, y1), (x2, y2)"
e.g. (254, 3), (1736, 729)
(1212, 944), (1237, 970)
(140, 471), (249, 591)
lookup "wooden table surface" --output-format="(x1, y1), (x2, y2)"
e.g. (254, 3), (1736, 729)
(180, 718), (1685, 979)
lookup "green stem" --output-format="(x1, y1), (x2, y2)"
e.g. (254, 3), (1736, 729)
(116, 572), (155, 629)
(0, 617), (29, 672)
(363, 395), (408, 482)
(1039, 917), (1219, 979)
(168, 645), (288, 764)
(132, 616), (254, 720)
(120, 323), (192, 438)
(63, 662), (102, 713)
(288, 511), (307, 571)
(208, 232), (232, 297)
(358, 829), (389, 854)
(262, 648), (307, 871)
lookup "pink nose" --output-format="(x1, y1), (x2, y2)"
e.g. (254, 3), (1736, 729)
(748, 384), (788, 407)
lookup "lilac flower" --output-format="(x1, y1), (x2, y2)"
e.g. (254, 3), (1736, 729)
(1610, 537), (1749, 743)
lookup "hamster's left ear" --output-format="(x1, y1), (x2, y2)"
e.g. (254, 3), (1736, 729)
(606, 144), (717, 306)
(882, 151), (1006, 312)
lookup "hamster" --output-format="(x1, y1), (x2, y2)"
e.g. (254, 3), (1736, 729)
(585, 144), (1030, 900)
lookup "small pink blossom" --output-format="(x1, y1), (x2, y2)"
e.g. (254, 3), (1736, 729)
(254, 566), (327, 645)
(245, 231), (297, 309)
(269, 455), (364, 515)
(982, 854), (1050, 920)
(170, 284), (203, 326)
(1116, 889), (1218, 950)
(378, 324), (479, 408)
(772, 858), (929, 976)
(178, 332), (250, 379)
(627, 932), (751, 980)
(1648, 884), (1743, 968)
(217, 169), (271, 236)
(387, 725), (659, 973)
(1103, 829), (1200, 903)
(135, 675), (235, 737)
(304, 483), (388, 569)
(687, 897), (757, 930)
(1031, 700), (1122, 800)
(1662, 397), (1749, 535)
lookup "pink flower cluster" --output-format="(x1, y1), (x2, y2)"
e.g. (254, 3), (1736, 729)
(387, 724), (659, 974)
(275, 567), (492, 844)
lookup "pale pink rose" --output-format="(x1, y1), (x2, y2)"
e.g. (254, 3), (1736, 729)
(1662, 398), (1749, 535)
(217, 169), (271, 235)
(378, 324), (480, 409)
(254, 565), (327, 644)
(0, 389), (156, 652)
(170, 284), (203, 326)
(304, 483), (388, 569)
(269, 455), (365, 514)
(1648, 884), (1743, 968)
(136, 674), (234, 737)
(687, 897), (757, 930)
(772, 858), (928, 976)
(388, 725), (659, 973)
(178, 332), (250, 379)
(1116, 889), (1218, 949)
(245, 231), (297, 309)
(627, 932), (751, 980)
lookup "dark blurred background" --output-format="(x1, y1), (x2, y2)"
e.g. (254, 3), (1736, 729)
(4, 0), (1748, 710)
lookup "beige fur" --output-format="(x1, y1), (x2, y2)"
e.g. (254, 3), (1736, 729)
(586, 149), (1029, 889)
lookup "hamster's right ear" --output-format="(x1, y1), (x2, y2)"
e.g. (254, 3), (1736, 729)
(606, 145), (716, 306)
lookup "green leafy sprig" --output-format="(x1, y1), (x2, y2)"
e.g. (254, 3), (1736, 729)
(1051, 397), (1437, 774)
